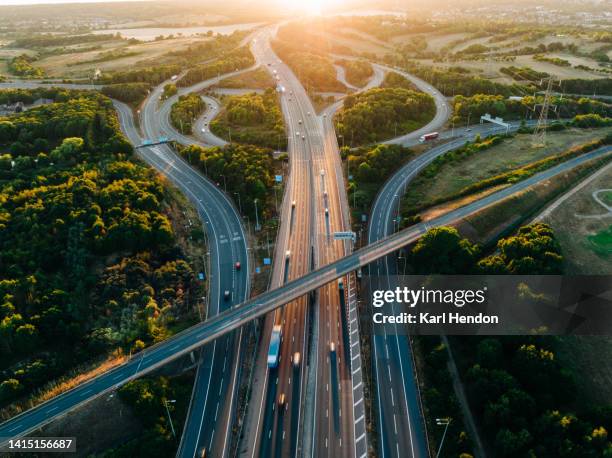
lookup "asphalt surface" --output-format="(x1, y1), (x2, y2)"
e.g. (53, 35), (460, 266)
(121, 96), (251, 458)
(367, 119), (540, 458)
(243, 28), (314, 458)
(0, 143), (609, 443)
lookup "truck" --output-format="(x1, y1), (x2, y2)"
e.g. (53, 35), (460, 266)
(267, 325), (282, 368)
(419, 132), (439, 143)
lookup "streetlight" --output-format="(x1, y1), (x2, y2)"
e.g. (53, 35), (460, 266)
(435, 417), (452, 458)
(254, 198), (261, 231)
(234, 192), (243, 214)
(164, 399), (177, 440)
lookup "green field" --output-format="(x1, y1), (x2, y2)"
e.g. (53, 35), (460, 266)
(403, 128), (612, 214)
(541, 162), (612, 273)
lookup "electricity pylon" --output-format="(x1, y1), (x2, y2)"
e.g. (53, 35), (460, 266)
(532, 76), (556, 147)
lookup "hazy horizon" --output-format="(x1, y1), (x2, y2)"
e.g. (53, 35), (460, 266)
(0, 0), (148, 4)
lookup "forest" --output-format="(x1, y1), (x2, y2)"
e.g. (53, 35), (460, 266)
(210, 89), (285, 150)
(101, 83), (150, 106)
(452, 94), (612, 123)
(0, 89), (197, 411)
(179, 143), (276, 219)
(406, 224), (610, 455)
(335, 87), (435, 146)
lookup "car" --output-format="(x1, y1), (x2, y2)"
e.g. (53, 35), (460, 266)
(323, 113), (327, 117)
(291, 200), (296, 207)
(330, 341), (336, 353)
(267, 63), (271, 66)
(293, 352), (301, 367)
(320, 169), (325, 176)
(285, 250), (291, 259)
(302, 135), (305, 140)
(223, 290), (231, 300)
(325, 208), (329, 216)
(235, 261), (241, 270)
(466, 128), (472, 132)
(323, 190), (328, 198)
(307, 111), (310, 116)
(278, 393), (286, 408)
(201, 128), (206, 132)
(298, 119), (302, 124)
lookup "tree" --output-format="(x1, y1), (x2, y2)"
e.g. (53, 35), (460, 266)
(0, 379), (22, 403)
(50, 137), (84, 163)
(411, 227), (479, 274)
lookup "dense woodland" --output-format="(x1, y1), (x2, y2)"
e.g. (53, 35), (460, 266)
(335, 87), (435, 146)
(406, 225), (611, 456)
(179, 143), (275, 219)
(452, 94), (612, 123)
(0, 89), (197, 410)
(210, 89), (285, 150)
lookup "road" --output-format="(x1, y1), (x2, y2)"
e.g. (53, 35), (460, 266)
(0, 74), (250, 457)
(242, 28), (314, 458)
(367, 118), (547, 457)
(0, 143), (609, 444)
(118, 96), (250, 458)
(193, 95), (226, 146)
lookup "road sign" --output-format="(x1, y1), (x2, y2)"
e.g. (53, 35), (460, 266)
(275, 175), (283, 182)
(255, 267), (261, 274)
(198, 272), (205, 281)
(333, 231), (356, 242)
(263, 258), (271, 265)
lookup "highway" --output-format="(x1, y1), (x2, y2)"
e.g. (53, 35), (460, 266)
(118, 96), (250, 458)
(367, 118), (546, 458)
(0, 143), (609, 443)
(375, 63), (451, 146)
(243, 28), (314, 458)
(139, 62), (256, 457)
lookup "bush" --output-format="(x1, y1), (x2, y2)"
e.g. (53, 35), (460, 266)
(170, 93), (205, 134)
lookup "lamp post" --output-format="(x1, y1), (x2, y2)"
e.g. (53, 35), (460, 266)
(254, 198), (261, 231)
(164, 399), (177, 440)
(435, 417), (452, 458)
(234, 192), (243, 214)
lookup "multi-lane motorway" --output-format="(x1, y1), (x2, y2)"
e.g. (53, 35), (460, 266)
(2, 34), (611, 458)
(0, 133), (609, 444)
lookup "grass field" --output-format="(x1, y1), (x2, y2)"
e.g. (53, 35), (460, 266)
(213, 67), (274, 89)
(455, 157), (610, 243)
(554, 336), (612, 408)
(403, 128), (612, 215)
(540, 162), (612, 274)
(36, 36), (207, 77)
